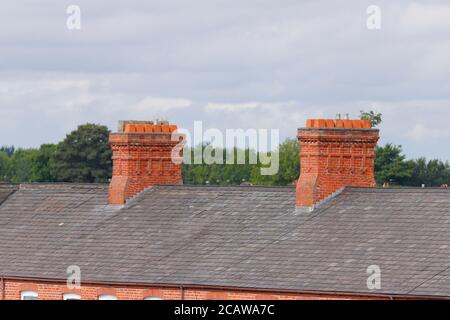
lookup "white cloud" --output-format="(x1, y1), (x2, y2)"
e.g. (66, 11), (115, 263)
(205, 102), (260, 112)
(0, 72), (195, 147)
(201, 101), (322, 143)
(400, 3), (450, 34)
(205, 101), (295, 112)
(1, 1), (450, 160)
(408, 124), (450, 143)
(132, 96), (192, 115)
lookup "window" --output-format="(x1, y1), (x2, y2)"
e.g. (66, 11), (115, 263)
(144, 297), (162, 300)
(98, 294), (117, 300)
(21, 291), (38, 300)
(63, 293), (81, 300)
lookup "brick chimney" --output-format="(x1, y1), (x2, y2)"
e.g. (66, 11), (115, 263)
(108, 120), (184, 205)
(296, 119), (379, 208)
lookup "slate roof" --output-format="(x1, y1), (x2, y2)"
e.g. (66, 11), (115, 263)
(0, 183), (449, 297)
(0, 184), (17, 205)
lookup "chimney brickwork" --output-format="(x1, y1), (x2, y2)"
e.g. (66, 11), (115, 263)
(108, 121), (184, 205)
(296, 119), (379, 208)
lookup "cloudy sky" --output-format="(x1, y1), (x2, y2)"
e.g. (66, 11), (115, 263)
(1, 0), (450, 159)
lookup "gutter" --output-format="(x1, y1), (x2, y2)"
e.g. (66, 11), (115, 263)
(1, 275), (448, 300)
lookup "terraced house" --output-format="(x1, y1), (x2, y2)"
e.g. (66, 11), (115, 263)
(0, 118), (449, 300)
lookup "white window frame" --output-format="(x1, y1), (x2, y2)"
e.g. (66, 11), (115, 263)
(144, 296), (163, 300)
(63, 293), (81, 300)
(21, 291), (38, 300)
(98, 294), (118, 300)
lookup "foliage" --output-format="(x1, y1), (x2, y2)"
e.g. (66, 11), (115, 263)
(1, 122), (449, 188)
(182, 145), (256, 185)
(0, 146), (15, 157)
(181, 139), (300, 186)
(32, 144), (57, 182)
(50, 124), (112, 183)
(250, 138), (299, 186)
(0, 151), (11, 182)
(374, 144), (414, 186)
(405, 158), (450, 187)
(360, 110), (383, 127)
(8, 149), (40, 183)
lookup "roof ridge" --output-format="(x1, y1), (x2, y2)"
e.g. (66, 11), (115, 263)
(152, 184), (296, 191)
(345, 186), (450, 192)
(0, 183), (19, 188)
(19, 183), (109, 190)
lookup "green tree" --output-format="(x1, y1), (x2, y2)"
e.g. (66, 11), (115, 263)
(51, 124), (112, 183)
(374, 144), (414, 186)
(275, 138), (300, 184)
(9, 149), (39, 183)
(360, 110), (382, 127)
(250, 138), (299, 186)
(424, 159), (450, 186)
(0, 144), (57, 183)
(0, 151), (11, 182)
(32, 144), (57, 182)
(406, 158), (450, 187)
(182, 145), (256, 185)
(0, 146), (15, 157)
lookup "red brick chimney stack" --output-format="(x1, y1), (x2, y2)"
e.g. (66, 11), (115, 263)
(108, 120), (184, 205)
(296, 119), (379, 208)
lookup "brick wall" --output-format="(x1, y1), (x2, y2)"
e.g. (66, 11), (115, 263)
(1, 279), (384, 300)
(296, 119), (379, 207)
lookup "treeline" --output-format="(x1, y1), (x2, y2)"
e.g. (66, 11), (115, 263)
(1, 123), (450, 187)
(0, 124), (112, 183)
(375, 144), (450, 187)
(183, 138), (300, 186)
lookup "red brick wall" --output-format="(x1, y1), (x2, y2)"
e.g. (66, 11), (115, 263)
(296, 120), (379, 207)
(108, 122), (184, 205)
(1, 279), (381, 300)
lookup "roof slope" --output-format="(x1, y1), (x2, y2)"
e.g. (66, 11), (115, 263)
(0, 184), (449, 297)
(0, 184), (17, 205)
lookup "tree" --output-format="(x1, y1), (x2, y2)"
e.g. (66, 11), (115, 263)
(32, 144), (57, 182)
(1, 121), (449, 188)
(374, 144), (414, 186)
(9, 149), (39, 183)
(276, 138), (300, 184)
(182, 145), (256, 185)
(0, 151), (11, 182)
(50, 124), (112, 183)
(250, 138), (299, 186)
(0, 144), (57, 183)
(405, 158), (450, 187)
(360, 110), (382, 127)
(0, 146), (15, 157)
(423, 159), (450, 186)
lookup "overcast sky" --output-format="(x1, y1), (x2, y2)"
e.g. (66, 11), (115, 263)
(1, 0), (450, 159)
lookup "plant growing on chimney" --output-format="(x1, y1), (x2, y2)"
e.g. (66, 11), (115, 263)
(360, 110), (382, 127)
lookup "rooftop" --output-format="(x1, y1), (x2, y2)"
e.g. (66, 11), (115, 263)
(0, 183), (449, 297)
